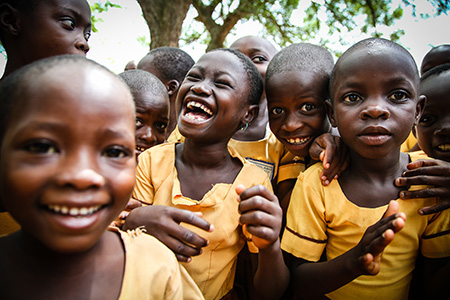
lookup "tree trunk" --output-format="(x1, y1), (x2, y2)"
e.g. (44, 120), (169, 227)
(137, 0), (192, 49)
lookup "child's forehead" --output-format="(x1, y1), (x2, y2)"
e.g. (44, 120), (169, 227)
(337, 46), (417, 79)
(231, 37), (276, 56)
(195, 51), (245, 76)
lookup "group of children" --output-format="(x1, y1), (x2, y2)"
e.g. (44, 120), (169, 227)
(0, 0), (449, 299)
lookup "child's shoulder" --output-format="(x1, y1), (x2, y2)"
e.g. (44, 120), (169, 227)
(298, 161), (325, 182)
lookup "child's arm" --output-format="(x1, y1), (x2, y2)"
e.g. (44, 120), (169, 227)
(309, 133), (350, 186)
(110, 198), (142, 229)
(236, 184), (290, 300)
(395, 159), (450, 214)
(289, 201), (406, 298)
(123, 205), (213, 262)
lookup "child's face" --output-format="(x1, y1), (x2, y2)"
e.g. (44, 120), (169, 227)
(330, 46), (423, 159)
(135, 91), (169, 157)
(416, 72), (450, 162)
(177, 51), (251, 142)
(266, 71), (331, 157)
(230, 36), (276, 83)
(0, 68), (136, 253)
(19, 0), (91, 64)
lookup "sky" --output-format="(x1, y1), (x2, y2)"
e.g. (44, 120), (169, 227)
(0, 0), (449, 75)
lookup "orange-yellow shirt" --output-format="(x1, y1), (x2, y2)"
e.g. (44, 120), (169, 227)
(133, 143), (272, 300)
(282, 152), (450, 300)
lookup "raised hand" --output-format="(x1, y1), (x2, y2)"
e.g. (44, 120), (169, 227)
(349, 200), (406, 276)
(123, 205), (213, 262)
(236, 184), (282, 250)
(395, 159), (450, 215)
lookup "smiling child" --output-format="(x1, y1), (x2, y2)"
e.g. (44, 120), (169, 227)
(0, 55), (203, 300)
(124, 48), (287, 300)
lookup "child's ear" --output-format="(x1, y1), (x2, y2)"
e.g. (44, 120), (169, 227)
(242, 104), (259, 126)
(166, 80), (180, 97)
(0, 3), (20, 36)
(414, 95), (427, 126)
(325, 100), (337, 127)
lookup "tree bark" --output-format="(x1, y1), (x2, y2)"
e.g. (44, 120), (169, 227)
(138, 0), (192, 49)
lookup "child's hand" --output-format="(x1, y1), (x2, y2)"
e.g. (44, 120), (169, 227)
(123, 205), (213, 262)
(350, 200), (406, 276)
(395, 159), (450, 215)
(236, 184), (282, 250)
(309, 133), (349, 186)
(110, 198), (143, 229)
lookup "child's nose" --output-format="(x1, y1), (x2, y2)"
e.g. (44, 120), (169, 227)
(190, 81), (212, 95)
(75, 39), (90, 55)
(435, 120), (450, 136)
(361, 99), (390, 119)
(56, 153), (105, 189)
(281, 114), (303, 132)
(139, 126), (158, 146)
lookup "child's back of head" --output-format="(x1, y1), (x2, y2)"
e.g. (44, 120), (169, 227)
(137, 47), (194, 138)
(420, 44), (450, 75)
(119, 69), (170, 156)
(0, 0), (91, 79)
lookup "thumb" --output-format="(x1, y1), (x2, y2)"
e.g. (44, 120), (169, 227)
(382, 200), (399, 219)
(235, 184), (246, 196)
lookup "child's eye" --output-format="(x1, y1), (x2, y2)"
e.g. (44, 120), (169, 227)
(342, 94), (361, 103)
(103, 146), (131, 159)
(61, 18), (75, 30)
(135, 118), (144, 128)
(271, 107), (284, 115)
(215, 80), (232, 88)
(186, 73), (200, 81)
(84, 31), (91, 42)
(23, 141), (59, 155)
(419, 114), (437, 125)
(388, 91), (408, 101)
(252, 56), (267, 63)
(300, 103), (316, 112)
(156, 122), (167, 130)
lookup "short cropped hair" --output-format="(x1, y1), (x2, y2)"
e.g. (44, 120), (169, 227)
(420, 62), (450, 84)
(210, 48), (263, 106)
(118, 69), (169, 107)
(266, 42), (334, 83)
(0, 0), (38, 13)
(0, 55), (127, 144)
(330, 38), (419, 100)
(137, 47), (195, 84)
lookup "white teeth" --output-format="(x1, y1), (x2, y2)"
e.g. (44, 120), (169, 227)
(186, 101), (213, 116)
(286, 136), (311, 145)
(47, 205), (102, 216)
(136, 146), (147, 152)
(437, 144), (450, 151)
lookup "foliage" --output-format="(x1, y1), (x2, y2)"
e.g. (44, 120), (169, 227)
(90, 1), (121, 32)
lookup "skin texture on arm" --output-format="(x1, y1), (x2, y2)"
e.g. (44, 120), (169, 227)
(289, 201), (406, 298)
(236, 184), (290, 300)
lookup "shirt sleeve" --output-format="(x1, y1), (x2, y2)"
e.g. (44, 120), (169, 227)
(133, 150), (155, 205)
(281, 168), (328, 262)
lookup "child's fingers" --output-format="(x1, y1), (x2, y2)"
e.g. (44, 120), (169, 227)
(399, 186), (449, 200)
(237, 185), (279, 204)
(381, 200), (399, 219)
(172, 208), (214, 233)
(126, 198), (143, 210)
(235, 184), (246, 196)
(418, 201), (450, 215)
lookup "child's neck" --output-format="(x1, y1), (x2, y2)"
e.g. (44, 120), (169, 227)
(338, 150), (409, 208)
(175, 138), (242, 201)
(0, 230), (125, 299)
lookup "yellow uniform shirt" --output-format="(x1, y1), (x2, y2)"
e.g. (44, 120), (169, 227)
(281, 152), (450, 300)
(401, 131), (418, 152)
(133, 143), (272, 300)
(0, 212), (20, 237)
(168, 126), (305, 183)
(115, 228), (203, 300)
